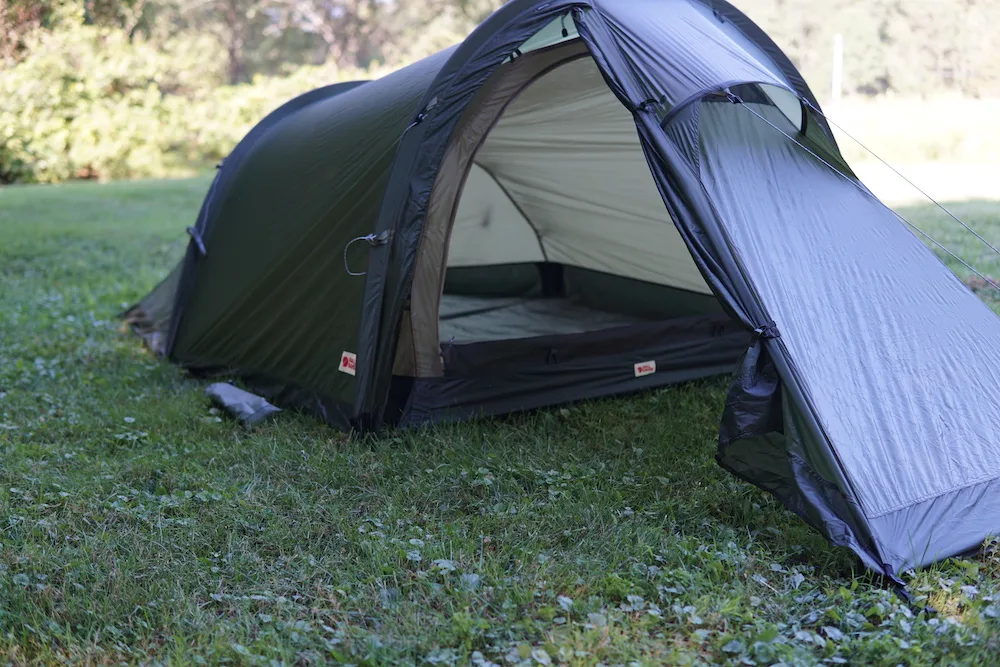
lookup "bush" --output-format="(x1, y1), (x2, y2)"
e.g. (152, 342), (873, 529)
(183, 64), (378, 168)
(0, 18), (372, 184)
(0, 21), (211, 183)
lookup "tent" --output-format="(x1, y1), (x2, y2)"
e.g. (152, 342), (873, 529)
(126, 0), (1000, 580)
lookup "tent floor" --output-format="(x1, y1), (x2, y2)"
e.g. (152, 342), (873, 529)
(439, 294), (647, 344)
(395, 300), (749, 427)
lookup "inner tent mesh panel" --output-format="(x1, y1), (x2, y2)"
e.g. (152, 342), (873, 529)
(448, 55), (711, 294)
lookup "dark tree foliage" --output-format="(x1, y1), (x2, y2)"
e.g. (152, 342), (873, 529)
(734, 0), (1000, 98)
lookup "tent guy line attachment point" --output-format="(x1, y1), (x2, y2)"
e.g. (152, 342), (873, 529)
(637, 96), (667, 113)
(344, 231), (390, 277)
(751, 321), (780, 347)
(403, 110), (429, 135)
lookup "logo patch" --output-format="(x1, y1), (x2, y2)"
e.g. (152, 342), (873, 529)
(339, 351), (357, 376)
(634, 361), (656, 378)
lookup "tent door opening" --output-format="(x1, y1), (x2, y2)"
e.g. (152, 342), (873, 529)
(393, 42), (748, 425)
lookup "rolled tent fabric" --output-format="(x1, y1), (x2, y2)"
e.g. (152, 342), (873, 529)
(205, 383), (282, 426)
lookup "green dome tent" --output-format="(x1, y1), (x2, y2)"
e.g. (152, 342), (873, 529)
(126, 0), (1000, 580)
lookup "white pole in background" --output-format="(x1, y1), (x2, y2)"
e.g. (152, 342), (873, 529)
(832, 33), (844, 111)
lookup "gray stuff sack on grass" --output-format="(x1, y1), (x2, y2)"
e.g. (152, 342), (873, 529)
(206, 383), (282, 426)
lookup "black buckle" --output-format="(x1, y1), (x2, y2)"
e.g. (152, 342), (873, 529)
(751, 321), (780, 346)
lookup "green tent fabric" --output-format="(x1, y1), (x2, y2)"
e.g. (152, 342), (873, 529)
(125, 0), (1000, 581)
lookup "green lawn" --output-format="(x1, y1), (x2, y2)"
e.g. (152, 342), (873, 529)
(1, 178), (999, 666)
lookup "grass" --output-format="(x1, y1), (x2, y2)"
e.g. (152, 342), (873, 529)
(831, 97), (1000, 166)
(1, 177), (999, 666)
(902, 199), (1000, 304)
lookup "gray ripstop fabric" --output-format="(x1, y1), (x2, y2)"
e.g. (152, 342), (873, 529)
(123, 0), (1000, 577)
(698, 100), (1000, 572)
(583, 0), (787, 106)
(439, 294), (646, 343)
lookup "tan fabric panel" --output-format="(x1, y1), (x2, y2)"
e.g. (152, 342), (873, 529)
(448, 162), (544, 267)
(474, 57), (711, 293)
(409, 41), (589, 377)
(391, 309), (416, 376)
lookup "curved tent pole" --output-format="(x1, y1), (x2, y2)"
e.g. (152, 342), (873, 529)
(353, 0), (586, 426)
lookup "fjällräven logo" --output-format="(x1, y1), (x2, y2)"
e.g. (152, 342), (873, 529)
(339, 351), (357, 376)
(634, 361), (656, 378)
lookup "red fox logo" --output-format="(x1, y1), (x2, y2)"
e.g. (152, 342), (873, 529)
(634, 361), (656, 378)
(339, 351), (357, 376)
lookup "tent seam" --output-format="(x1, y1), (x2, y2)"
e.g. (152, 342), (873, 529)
(866, 471), (1000, 520)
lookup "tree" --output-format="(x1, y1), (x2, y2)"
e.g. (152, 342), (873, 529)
(82, 0), (151, 34)
(267, 0), (508, 70)
(158, 0), (276, 84)
(452, 0), (506, 23)
(731, 0), (1000, 99)
(269, 0), (398, 69)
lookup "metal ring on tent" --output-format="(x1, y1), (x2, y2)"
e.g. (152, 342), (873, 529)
(343, 231), (390, 277)
(403, 111), (428, 135)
